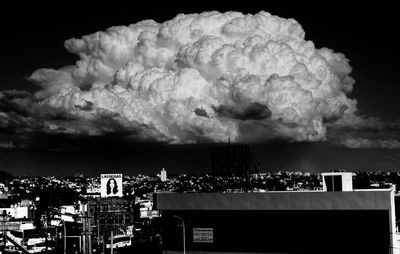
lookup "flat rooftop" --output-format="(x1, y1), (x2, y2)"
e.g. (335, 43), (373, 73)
(154, 190), (393, 211)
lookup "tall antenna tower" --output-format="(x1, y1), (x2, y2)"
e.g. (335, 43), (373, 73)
(211, 138), (259, 177)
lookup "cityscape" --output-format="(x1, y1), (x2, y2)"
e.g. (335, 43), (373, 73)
(1, 1), (400, 254)
(1, 168), (400, 253)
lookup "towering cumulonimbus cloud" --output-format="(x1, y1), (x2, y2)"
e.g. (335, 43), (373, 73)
(28, 11), (356, 143)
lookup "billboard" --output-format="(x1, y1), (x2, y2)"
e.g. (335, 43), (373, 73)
(101, 174), (123, 198)
(140, 210), (160, 219)
(193, 228), (213, 243)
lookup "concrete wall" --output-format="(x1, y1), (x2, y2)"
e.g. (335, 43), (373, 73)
(155, 190), (393, 211)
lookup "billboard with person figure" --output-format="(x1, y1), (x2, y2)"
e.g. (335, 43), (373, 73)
(101, 174), (123, 197)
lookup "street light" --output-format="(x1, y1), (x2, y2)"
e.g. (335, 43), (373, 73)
(173, 215), (185, 254)
(63, 221), (66, 254)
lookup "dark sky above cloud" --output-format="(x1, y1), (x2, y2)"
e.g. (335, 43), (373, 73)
(1, 1), (400, 176)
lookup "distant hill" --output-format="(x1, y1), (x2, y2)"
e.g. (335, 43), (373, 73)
(0, 170), (12, 180)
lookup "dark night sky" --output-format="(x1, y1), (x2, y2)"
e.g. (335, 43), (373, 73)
(1, 1), (400, 176)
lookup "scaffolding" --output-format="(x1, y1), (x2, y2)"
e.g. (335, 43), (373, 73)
(211, 140), (259, 177)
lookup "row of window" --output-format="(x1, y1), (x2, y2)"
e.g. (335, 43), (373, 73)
(97, 216), (131, 224)
(88, 204), (133, 213)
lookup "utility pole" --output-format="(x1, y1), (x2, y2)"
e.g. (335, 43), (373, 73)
(2, 212), (5, 251)
(82, 216), (86, 254)
(102, 233), (105, 254)
(88, 217), (92, 254)
(63, 222), (66, 254)
(2, 211), (8, 252)
(55, 226), (58, 249)
(110, 231), (113, 254)
(97, 217), (100, 247)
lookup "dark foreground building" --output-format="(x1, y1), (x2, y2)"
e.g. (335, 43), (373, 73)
(86, 197), (135, 236)
(154, 175), (400, 254)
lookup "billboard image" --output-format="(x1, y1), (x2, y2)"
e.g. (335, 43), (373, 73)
(101, 174), (123, 198)
(193, 228), (214, 243)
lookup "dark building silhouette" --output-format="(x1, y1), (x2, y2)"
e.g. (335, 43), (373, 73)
(155, 174), (399, 254)
(211, 141), (259, 177)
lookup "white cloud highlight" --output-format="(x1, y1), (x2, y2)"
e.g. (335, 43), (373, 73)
(25, 11), (356, 143)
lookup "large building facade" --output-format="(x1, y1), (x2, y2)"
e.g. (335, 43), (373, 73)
(155, 188), (400, 254)
(86, 197), (134, 237)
